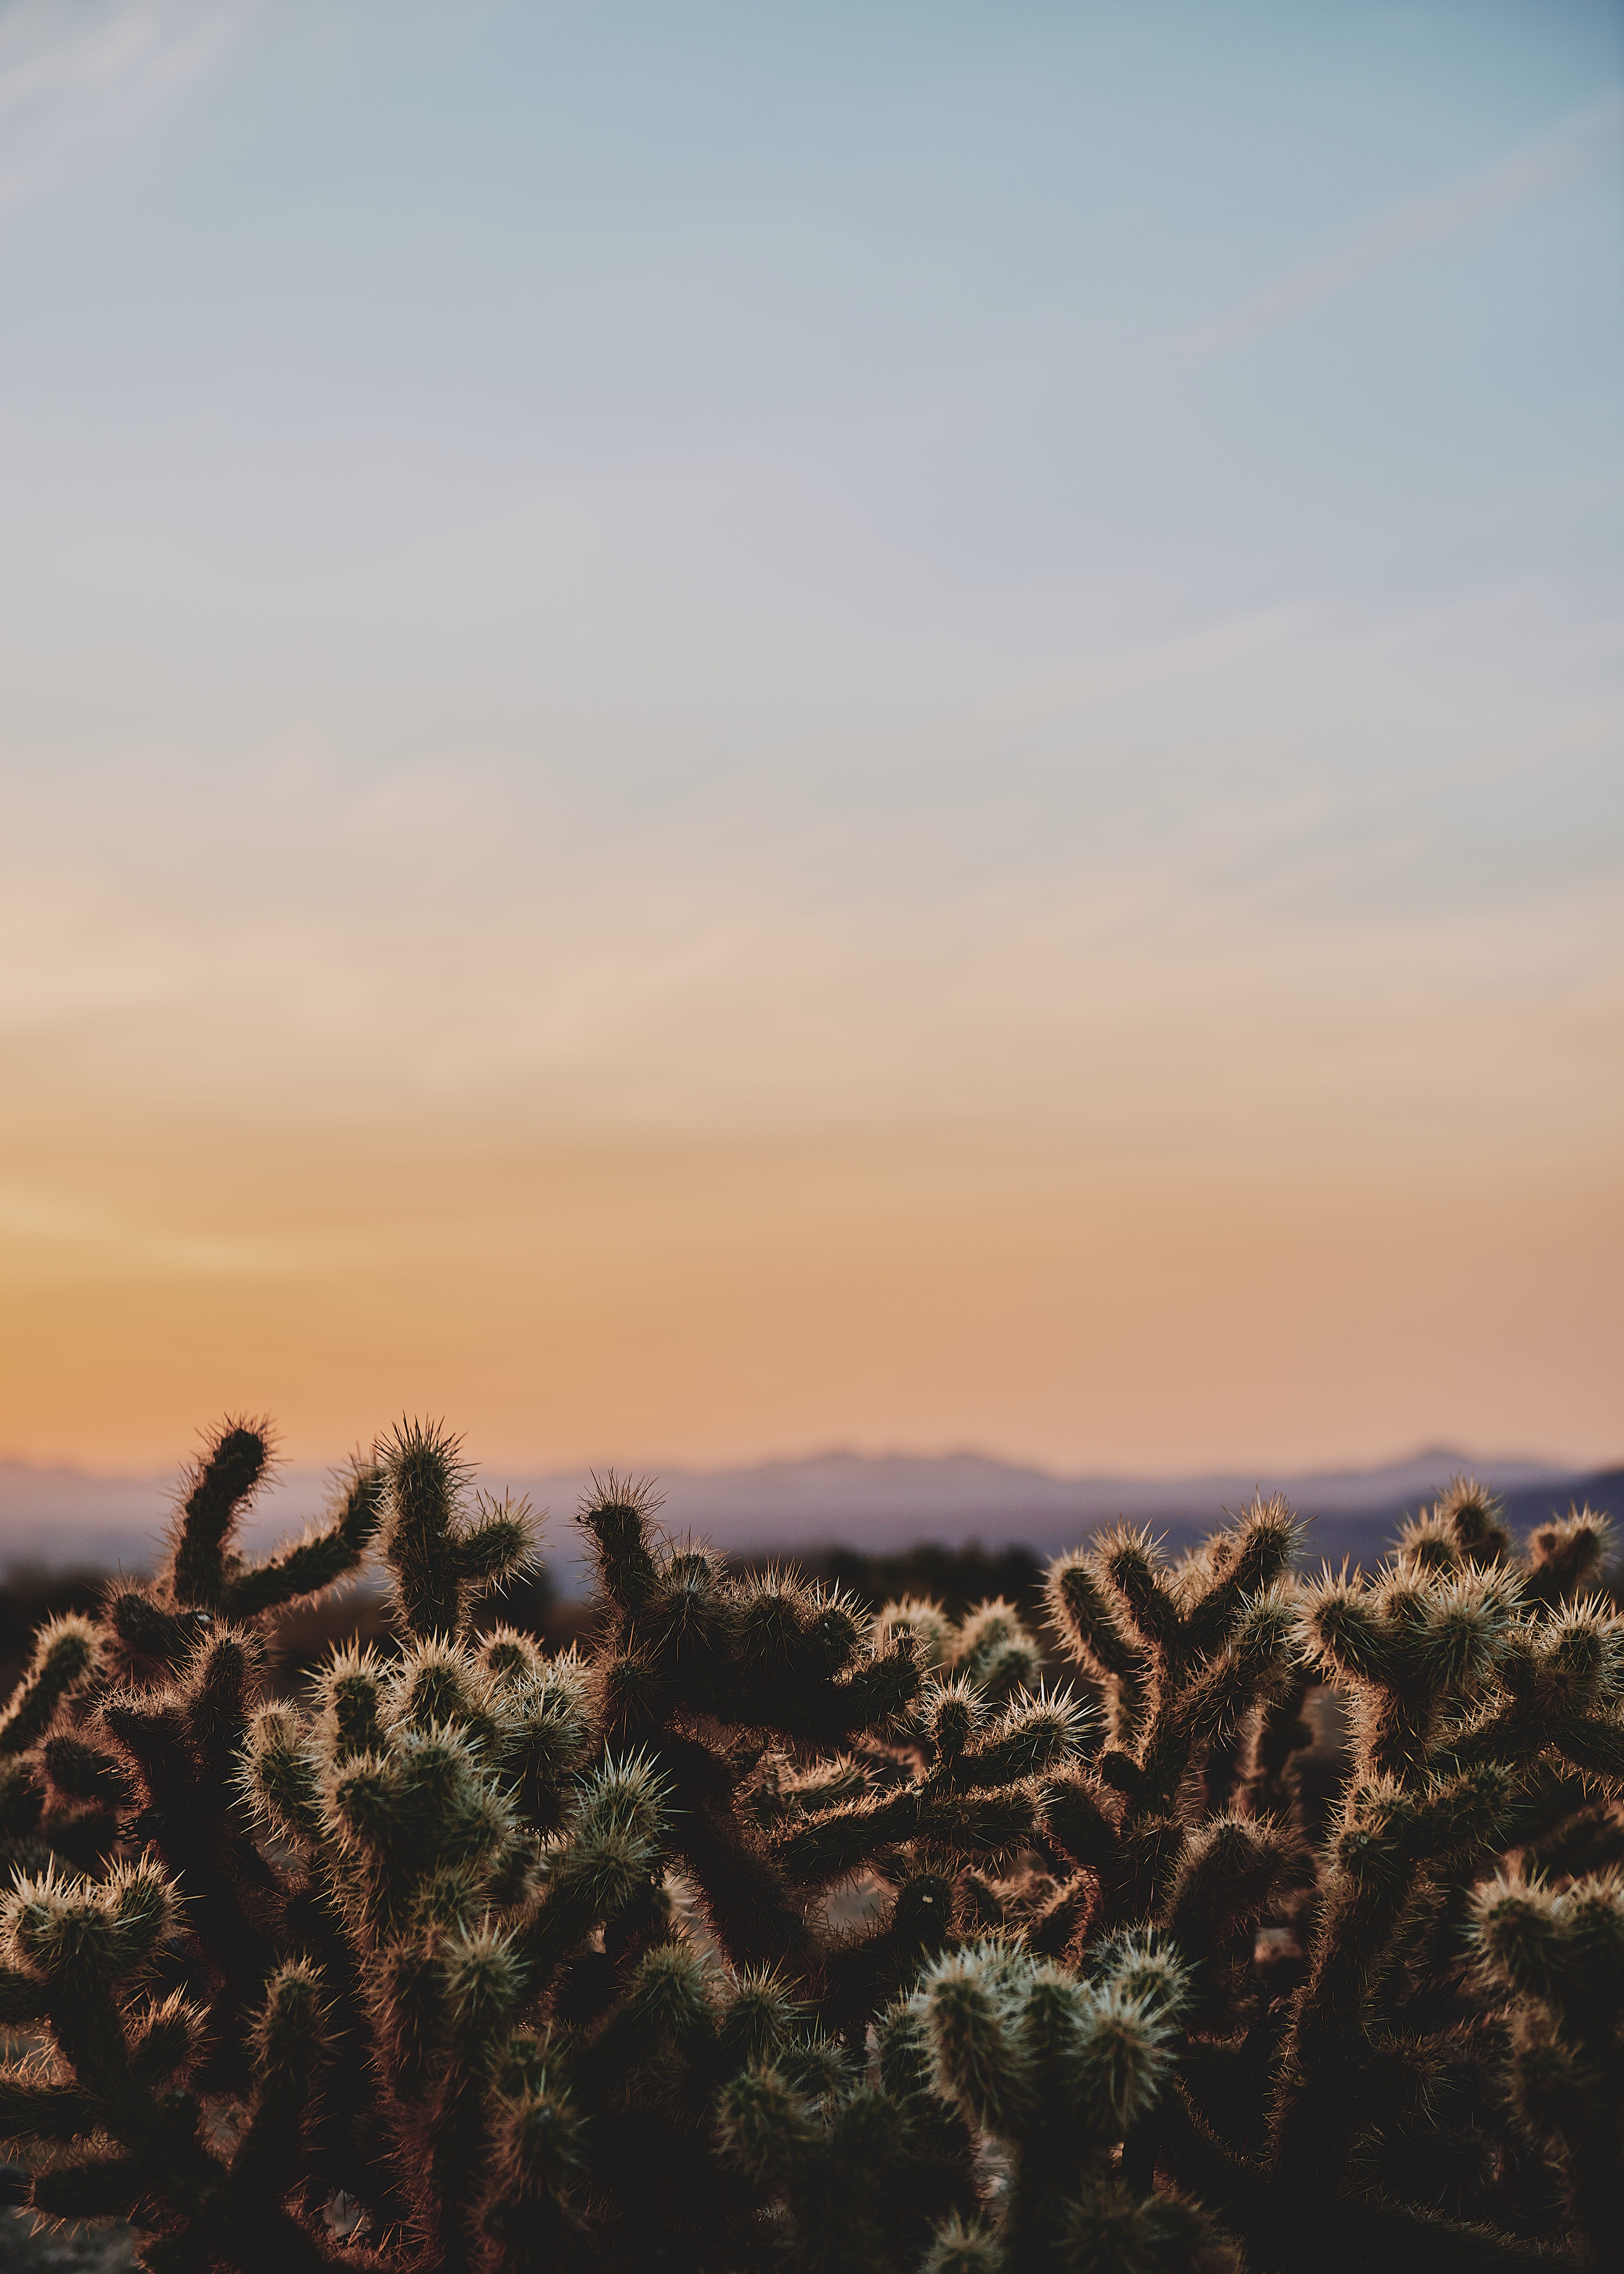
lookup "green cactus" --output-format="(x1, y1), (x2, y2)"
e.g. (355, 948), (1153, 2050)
(0, 1435), (1618, 2271)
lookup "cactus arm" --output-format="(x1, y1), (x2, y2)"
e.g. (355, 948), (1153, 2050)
(1547, 1710), (1624, 1788)
(100, 1690), (195, 1810)
(0, 1615), (99, 1756)
(772, 1786), (922, 1889)
(513, 1755), (669, 1984)
(1181, 1497), (1299, 1656)
(103, 1653), (285, 2014)
(0, 2071), (100, 2140)
(239, 1704), (325, 1848)
(1136, 1604), (1296, 1806)
(380, 1424), (535, 1642)
(1270, 1761), (1517, 2194)
(1296, 1573), (1390, 1689)
(1094, 1526), (1185, 1659)
(451, 1496), (531, 1588)
(1044, 1550), (1144, 1688)
(170, 1420), (273, 1610)
(494, 1672), (596, 1838)
(104, 1587), (213, 1677)
(650, 1732), (817, 1977)
(222, 1460), (387, 1618)
(915, 1784), (1043, 1869)
(414, 1932), (533, 2274)
(378, 1419), (472, 1639)
(478, 2056), (587, 2271)
(575, 1940), (718, 2108)
(0, 1757), (44, 1850)
(1235, 1676), (1316, 1819)
(950, 1599), (1043, 1702)
(948, 1690), (1089, 1792)
(1522, 1506), (1611, 1609)
(919, 1949), (1035, 2138)
(1160, 1816), (1300, 1965)
(577, 1475), (664, 1617)
(187, 1968), (365, 2274)
(873, 1997), (982, 2247)
(821, 1874), (956, 2041)
(26, 2156), (147, 2224)
(42, 1733), (136, 1814)
(766, 1634), (922, 1744)
(1466, 1871), (1624, 2258)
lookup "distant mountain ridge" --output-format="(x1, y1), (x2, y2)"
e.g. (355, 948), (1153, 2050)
(0, 1445), (1613, 1592)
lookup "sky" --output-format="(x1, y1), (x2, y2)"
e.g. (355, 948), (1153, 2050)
(1, 0), (1621, 1479)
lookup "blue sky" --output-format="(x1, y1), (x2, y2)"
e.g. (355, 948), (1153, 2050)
(2, 2), (1621, 1472)
(5, 2), (1619, 769)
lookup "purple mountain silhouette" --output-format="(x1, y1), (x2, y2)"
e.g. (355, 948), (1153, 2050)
(0, 1445), (1608, 1592)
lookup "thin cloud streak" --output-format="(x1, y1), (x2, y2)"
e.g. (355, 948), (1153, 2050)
(1185, 90), (1624, 357)
(0, 0), (250, 223)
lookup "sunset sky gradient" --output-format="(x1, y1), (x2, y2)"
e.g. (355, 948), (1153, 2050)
(2, 1), (1621, 1476)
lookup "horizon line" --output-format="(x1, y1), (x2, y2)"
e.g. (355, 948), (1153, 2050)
(0, 1439), (1607, 1490)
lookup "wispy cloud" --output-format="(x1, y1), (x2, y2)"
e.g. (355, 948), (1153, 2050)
(2, 588), (1620, 1160)
(1185, 90), (1624, 357)
(0, 0), (250, 222)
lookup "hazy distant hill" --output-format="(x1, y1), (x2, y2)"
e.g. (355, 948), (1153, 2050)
(0, 1460), (175, 1577)
(1, 1445), (1613, 1592)
(523, 1449), (1612, 1590)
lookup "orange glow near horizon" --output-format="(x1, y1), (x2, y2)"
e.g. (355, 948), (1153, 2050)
(4, 735), (1620, 1481)
(4, 732), (1622, 1481)
(3, 1115), (1619, 1479)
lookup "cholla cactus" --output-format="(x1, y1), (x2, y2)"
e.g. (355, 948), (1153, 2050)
(0, 1436), (1619, 2273)
(1467, 1870), (1624, 2265)
(1035, 1500), (1306, 1991)
(715, 1935), (1229, 2273)
(0, 1420), (670, 2270)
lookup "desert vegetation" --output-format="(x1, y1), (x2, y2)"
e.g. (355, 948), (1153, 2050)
(0, 1419), (1616, 2271)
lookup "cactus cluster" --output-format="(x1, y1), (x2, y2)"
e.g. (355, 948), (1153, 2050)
(0, 1426), (1618, 2271)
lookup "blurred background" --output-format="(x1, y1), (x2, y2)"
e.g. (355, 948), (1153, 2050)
(0, 1), (1620, 1580)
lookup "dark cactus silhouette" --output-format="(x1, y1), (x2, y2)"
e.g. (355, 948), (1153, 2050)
(0, 1419), (1618, 2271)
